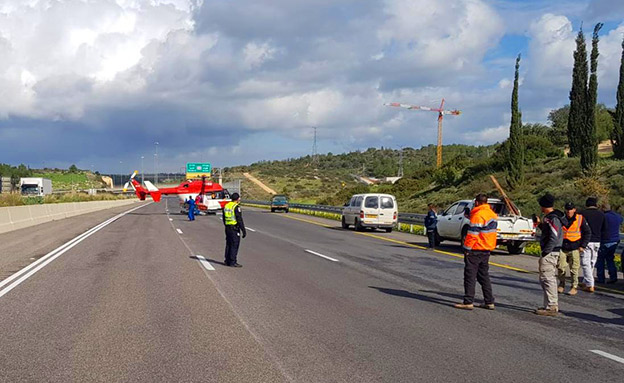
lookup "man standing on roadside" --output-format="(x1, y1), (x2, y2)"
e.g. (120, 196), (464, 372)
(579, 197), (605, 293)
(424, 204), (438, 249)
(596, 203), (622, 284)
(223, 193), (246, 267)
(535, 194), (566, 316)
(454, 194), (497, 311)
(558, 202), (591, 296)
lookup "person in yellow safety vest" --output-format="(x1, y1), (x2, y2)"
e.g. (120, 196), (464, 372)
(558, 202), (591, 295)
(454, 194), (498, 311)
(222, 193), (246, 267)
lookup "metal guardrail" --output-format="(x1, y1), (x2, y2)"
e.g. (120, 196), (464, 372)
(242, 200), (426, 225)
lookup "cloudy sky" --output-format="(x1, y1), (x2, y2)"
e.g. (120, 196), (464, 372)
(0, 0), (623, 173)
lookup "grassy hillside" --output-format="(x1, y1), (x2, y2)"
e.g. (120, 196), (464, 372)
(30, 170), (107, 190)
(226, 129), (624, 219)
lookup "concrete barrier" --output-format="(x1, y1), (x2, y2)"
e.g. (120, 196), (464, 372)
(0, 199), (141, 235)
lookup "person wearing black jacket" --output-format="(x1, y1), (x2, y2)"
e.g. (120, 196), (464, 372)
(558, 202), (591, 295)
(535, 194), (567, 316)
(424, 204), (438, 249)
(579, 197), (605, 292)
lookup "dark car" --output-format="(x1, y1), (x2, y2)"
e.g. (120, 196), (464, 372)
(271, 195), (289, 213)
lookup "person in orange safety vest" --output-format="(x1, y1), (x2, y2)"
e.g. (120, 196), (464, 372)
(454, 194), (498, 311)
(558, 202), (591, 295)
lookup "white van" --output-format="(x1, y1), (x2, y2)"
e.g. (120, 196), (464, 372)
(341, 193), (398, 232)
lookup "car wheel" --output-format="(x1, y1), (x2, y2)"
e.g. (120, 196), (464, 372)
(355, 219), (364, 231)
(341, 216), (349, 229)
(507, 241), (525, 255)
(271, 208), (275, 212)
(285, 209), (289, 213)
(461, 226), (469, 247)
(385, 228), (393, 233)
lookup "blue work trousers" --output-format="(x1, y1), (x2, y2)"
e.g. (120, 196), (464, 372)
(596, 242), (619, 282)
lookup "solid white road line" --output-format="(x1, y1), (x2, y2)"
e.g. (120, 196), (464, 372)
(304, 249), (339, 262)
(247, 227), (257, 232)
(590, 350), (624, 365)
(196, 255), (215, 271)
(176, 228), (183, 234)
(0, 203), (150, 299)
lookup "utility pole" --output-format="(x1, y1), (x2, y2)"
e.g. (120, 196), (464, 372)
(141, 156), (144, 186)
(398, 147), (404, 177)
(311, 126), (319, 165)
(154, 141), (159, 186)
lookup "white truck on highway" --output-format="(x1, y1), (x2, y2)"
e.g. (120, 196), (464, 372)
(436, 198), (536, 254)
(20, 178), (52, 197)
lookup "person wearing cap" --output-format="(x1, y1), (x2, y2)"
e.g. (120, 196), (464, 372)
(222, 193), (247, 267)
(424, 203), (438, 249)
(454, 194), (497, 311)
(596, 203), (622, 284)
(579, 197), (606, 292)
(558, 202), (591, 295)
(534, 193), (566, 316)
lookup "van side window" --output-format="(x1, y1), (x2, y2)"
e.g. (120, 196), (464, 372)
(380, 197), (393, 209)
(365, 196), (379, 209)
(355, 196), (363, 207)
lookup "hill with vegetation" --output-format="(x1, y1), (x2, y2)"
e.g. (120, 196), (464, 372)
(226, 116), (624, 217)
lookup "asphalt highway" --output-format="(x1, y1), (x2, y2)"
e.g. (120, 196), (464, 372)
(1, 197), (623, 382)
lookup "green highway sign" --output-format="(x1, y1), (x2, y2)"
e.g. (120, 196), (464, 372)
(186, 163), (212, 173)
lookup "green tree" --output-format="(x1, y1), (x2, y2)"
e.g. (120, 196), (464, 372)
(567, 27), (588, 158)
(507, 54), (524, 188)
(69, 164), (78, 173)
(613, 36), (624, 159)
(548, 105), (570, 147)
(581, 23), (603, 172)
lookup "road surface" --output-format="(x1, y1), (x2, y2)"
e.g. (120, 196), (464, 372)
(1, 198), (623, 382)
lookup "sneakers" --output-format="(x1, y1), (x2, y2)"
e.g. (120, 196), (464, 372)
(581, 286), (595, 293)
(231, 263), (243, 268)
(535, 307), (559, 316)
(453, 303), (474, 310)
(606, 279), (618, 284)
(568, 287), (578, 296)
(478, 303), (495, 310)
(579, 282), (587, 288)
(557, 286), (565, 293)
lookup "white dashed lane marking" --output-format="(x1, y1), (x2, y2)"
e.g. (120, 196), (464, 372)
(196, 255), (215, 271)
(304, 249), (339, 262)
(176, 228), (183, 234)
(590, 350), (624, 365)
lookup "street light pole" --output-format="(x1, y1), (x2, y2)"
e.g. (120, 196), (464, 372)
(154, 141), (159, 186)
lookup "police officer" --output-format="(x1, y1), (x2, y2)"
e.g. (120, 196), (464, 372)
(222, 193), (246, 267)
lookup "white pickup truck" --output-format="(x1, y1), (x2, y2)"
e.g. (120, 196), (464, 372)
(436, 198), (536, 254)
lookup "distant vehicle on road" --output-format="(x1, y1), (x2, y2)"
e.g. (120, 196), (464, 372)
(342, 193), (397, 232)
(436, 198), (536, 254)
(20, 178), (52, 197)
(270, 195), (289, 213)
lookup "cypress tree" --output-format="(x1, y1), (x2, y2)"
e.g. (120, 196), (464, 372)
(567, 27), (588, 158)
(613, 37), (624, 159)
(507, 54), (524, 188)
(581, 23), (603, 171)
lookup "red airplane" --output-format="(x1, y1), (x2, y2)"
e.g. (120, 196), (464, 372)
(123, 171), (231, 213)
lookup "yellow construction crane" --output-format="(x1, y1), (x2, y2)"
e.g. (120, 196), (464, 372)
(384, 99), (461, 168)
